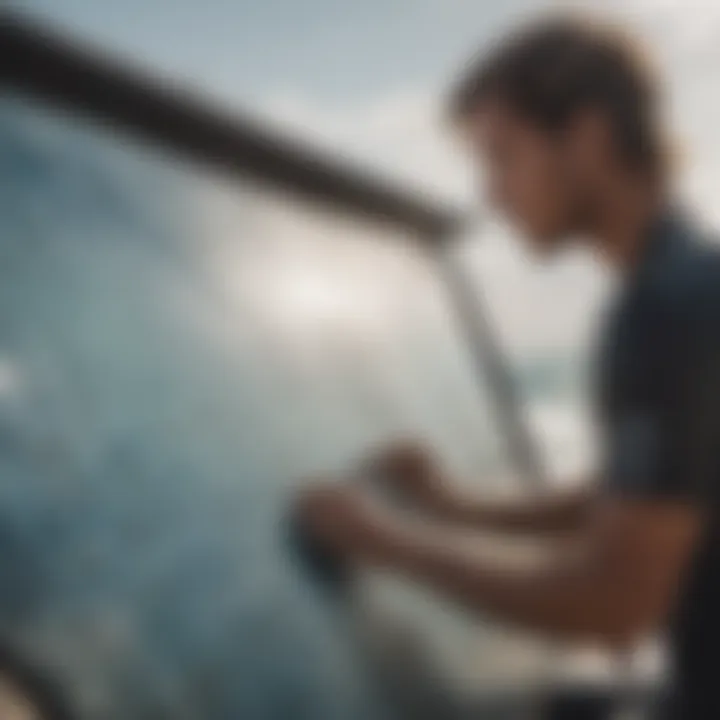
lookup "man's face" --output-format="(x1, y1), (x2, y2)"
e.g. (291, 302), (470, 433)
(464, 101), (587, 255)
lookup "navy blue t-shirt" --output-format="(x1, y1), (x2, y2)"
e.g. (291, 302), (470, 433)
(597, 209), (720, 718)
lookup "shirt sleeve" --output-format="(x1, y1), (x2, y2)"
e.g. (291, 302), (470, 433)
(604, 284), (720, 502)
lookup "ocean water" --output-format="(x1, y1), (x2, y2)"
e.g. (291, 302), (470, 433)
(0, 95), (526, 718)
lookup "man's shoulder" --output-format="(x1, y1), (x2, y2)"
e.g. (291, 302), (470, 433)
(635, 222), (720, 325)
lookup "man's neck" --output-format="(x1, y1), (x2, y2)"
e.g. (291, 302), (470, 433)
(588, 172), (667, 274)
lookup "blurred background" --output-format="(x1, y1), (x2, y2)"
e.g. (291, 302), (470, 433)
(1, 1), (718, 718)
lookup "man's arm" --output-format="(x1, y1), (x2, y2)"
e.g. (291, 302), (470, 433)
(362, 441), (593, 535)
(372, 499), (702, 646)
(427, 485), (594, 536)
(299, 486), (703, 647)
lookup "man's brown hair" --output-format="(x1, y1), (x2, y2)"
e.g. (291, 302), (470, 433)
(449, 16), (668, 175)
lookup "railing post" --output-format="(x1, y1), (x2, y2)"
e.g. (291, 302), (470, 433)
(427, 228), (546, 491)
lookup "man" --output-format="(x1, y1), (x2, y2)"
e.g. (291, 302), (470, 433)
(294, 17), (720, 718)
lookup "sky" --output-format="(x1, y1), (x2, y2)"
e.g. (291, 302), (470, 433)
(8, 0), (720, 360)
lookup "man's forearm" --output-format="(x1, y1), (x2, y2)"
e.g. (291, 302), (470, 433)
(435, 486), (594, 536)
(361, 515), (633, 646)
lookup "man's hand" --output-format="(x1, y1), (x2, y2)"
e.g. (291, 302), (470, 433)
(361, 440), (454, 516)
(293, 481), (389, 562)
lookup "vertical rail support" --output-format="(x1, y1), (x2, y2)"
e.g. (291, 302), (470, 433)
(427, 228), (547, 492)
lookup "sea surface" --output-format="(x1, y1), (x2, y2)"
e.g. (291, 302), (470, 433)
(0, 94), (585, 719)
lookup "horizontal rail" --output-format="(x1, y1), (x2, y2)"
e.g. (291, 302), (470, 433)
(1, 10), (462, 239)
